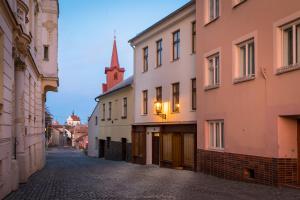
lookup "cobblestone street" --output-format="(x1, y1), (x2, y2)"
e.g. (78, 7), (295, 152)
(4, 147), (300, 200)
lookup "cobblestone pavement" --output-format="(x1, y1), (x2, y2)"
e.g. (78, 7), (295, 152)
(5, 147), (300, 200)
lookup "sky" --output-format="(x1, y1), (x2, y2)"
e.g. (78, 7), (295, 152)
(47, 0), (190, 124)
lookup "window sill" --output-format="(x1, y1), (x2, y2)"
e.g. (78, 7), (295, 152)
(190, 109), (196, 112)
(232, 0), (247, 8)
(121, 116), (127, 119)
(107, 118), (111, 121)
(233, 75), (255, 84)
(190, 52), (196, 55)
(171, 111), (180, 114)
(171, 58), (180, 63)
(155, 65), (162, 69)
(142, 70), (148, 74)
(140, 114), (148, 116)
(208, 148), (224, 152)
(204, 84), (219, 91)
(276, 64), (300, 75)
(204, 16), (219, 27)
(43, 59), (49, 62)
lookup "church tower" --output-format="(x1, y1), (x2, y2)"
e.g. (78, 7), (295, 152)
(102, 37), (125, 92)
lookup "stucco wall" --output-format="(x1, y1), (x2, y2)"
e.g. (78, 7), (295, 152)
(88, 103), (100, 157)
(196, 0), (300, 158)
(132, 4), (196, 124)
(99, 86), (133, 143)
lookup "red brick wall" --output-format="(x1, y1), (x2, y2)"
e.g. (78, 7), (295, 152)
(197, 149), (298, 186)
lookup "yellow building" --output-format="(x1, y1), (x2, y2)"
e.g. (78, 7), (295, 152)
(96, 76), (133, 161)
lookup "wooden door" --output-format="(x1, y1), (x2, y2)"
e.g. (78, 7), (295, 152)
(121, 138), (127, 161)
(172, 133), (182, 168)
(152, 133), (160, 165)
(183, 133), (194, 168)
(99, 139), (105, 158)
(297, 120), (300, 184)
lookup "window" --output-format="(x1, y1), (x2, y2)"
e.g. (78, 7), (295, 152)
(108, 102), (112, 120)
(237, 39), (255, 78)
(173, 30), (180, 60)
(43, 45), (49, 61)
(95, 116), (98, 125)
(142, 90), (148, 115)
(143, 47), (148, 72)
(209, 0), (219, 21)
(156, 39), (162, 67)
(102, 104), (105, 120)
(282, 22), (300, 67)
(192, 21), (196, 53)
(95, 137), (98, 150)
(122, 97), (127, 119)
(207, 53), (220, 86)
(156, 87), (162, 103)
(208, 121), (224, 150)
(114, 72), (118, 80)
(192, 79), (196, 110)
(172, 83), (180, 113)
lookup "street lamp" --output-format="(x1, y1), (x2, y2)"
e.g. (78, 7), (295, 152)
(154, 101), (166, 119)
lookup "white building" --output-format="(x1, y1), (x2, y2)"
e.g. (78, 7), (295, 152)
(88, 103), (100, 157)
(129, 1), (196, 169)
(0, 0), (59, 198)
(66, 112), (81, 126)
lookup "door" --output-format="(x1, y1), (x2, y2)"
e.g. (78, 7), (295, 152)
(152, 133), (160, 165)
(172, 133), (182, 168)
(99, 139), (105, 158)
(121, 138), (127, 161)
(183, 133), (195, 169)
(297, 120), (300, 184)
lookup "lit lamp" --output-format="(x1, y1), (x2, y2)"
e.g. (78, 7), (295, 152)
(154, 101), (166, 119)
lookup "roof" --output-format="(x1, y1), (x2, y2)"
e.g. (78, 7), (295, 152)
(128, 0), (195, 44)
(70, 114), (80, 121)
(96, 75), (133, 100)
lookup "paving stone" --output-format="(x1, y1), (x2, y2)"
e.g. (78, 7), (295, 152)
(4, 147), (300, 200)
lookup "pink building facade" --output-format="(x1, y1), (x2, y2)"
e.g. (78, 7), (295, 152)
(196, 0), (300, 186)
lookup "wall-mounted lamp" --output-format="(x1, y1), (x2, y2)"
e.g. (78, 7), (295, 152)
(154, 101), (166, 119)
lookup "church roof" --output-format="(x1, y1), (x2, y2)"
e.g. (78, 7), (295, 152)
(105, 38), (125, 73)
(70, 114), (80, 121)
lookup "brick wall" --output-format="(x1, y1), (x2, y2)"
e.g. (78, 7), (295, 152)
(197, 149), (298, 186)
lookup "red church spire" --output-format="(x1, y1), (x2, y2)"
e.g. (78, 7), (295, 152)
(102, 34), (125, 93)
(110, 37), (120, 68)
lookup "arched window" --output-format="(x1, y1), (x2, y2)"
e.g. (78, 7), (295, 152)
(114, 72), (118, 80)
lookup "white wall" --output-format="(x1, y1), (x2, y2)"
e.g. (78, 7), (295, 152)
(88, 103), (100, 157)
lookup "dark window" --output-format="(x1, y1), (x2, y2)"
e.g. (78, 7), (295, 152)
(106, 137), (111, 149)
(192, 21), (196, 53)
(95, 116), (98, 125)
(114, 72), (118, 80)
(142, 90), (148, 115)
(122, 97), (127, 118)
(156, 87), (162, 103)
(143, 47), (148, 72)
(156, 39), (162, 67)
(172, 83), (180, 112)
(102, 104), (105, 120)
(173, 30), (180, 60)
(192, 79), (196, 110)
(108, 102), (112, 120)
(43, 45), (49, 60)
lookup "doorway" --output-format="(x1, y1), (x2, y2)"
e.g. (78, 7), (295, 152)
(172, 133), (182, 168)
(121, 138), (127, 161)
(152, 133), (160, 165)
(99, 139), (105, 158)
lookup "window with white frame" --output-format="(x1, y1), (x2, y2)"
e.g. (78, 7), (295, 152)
(237, 39), (255, 78)
(209, 0), (219, 21)
(142, 90), (148, 115)
(208, 120), (224, 150)
(207, 53), (220, 86)
(282, 21), (300, 67)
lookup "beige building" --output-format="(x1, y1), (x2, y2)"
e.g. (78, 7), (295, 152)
(196, 0), (300, 186)
(96, 76), (133, 161)
(129, 1), (196, 169)
(0, 0), (58, 198)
